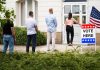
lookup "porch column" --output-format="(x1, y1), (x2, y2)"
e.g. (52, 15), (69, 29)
(15, 1), (21, 26)
(32, 0), (35, 18)
(25, 0), (28, 20)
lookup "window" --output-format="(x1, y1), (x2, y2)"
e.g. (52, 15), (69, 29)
(82, 5), (86, 14)
(82, 16), (86, 24)
(63, 4), (87, 24)
(72, 5), (79, 14)
(64, 5), (71, 14)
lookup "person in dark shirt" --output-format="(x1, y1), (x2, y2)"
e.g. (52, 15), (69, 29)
(2, 19), (15, 55)
(3, 20), (13, 35)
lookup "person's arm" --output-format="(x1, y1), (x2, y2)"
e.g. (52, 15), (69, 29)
(73, 18), (81, 25)
(11, 27), (15, 36)
(34, 25), (38, 32)
(11, 22), (15, 36)
(45, 17), (47, 24)
(11, 27), (16, 44)
(64, 18), (67, 25)
(73, 18), (78, 24)
(45, 16), (49, 26)
(34, 20), (38, 32)
(54, 17), (57, 27)
(1, 27), (3, 36)
(11, 23), (16, 43)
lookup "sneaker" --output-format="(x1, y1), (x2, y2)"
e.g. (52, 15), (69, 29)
(52, 49), (57, 52)
(47, 49), (50, 51)
(68, 43), (72, 46)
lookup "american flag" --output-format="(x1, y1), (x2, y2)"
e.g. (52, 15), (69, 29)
(90, 6), (100, 28)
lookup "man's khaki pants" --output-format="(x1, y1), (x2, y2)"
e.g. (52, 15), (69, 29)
(47, 31), (56, 51)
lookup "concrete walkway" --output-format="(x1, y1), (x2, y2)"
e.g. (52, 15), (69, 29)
(0, 44), (99, 53)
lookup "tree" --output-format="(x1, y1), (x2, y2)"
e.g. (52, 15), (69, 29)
(0, 0), (6, 18)
(0, 0), (16, 27)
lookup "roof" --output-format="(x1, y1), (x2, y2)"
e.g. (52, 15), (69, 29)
(63, 0), (87, 2)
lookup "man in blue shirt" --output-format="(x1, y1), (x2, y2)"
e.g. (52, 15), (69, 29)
(45, 8), (57, 51)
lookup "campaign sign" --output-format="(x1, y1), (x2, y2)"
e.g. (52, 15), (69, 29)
(81, 24), (96, 44)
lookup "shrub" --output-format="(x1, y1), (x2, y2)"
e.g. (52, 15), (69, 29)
(15, 27), (46, 46)
(0, 19), (7, 27)
(15, 27), (27, 45)
(0, 27), (46, 46)
(37, 31), (47, 46)
(0, 52), (100, 70)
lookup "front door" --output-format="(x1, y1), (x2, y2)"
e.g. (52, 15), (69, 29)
(62, 2), (87, 44)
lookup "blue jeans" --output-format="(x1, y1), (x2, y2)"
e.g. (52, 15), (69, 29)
(2, 35), (14, 54)
(26, 34), (36, 53)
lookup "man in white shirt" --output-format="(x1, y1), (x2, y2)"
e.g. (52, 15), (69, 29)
(45, 8), (57, 51)
(25, 11), (38, 53)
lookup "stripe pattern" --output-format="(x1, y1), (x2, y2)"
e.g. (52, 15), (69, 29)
(90, 6), (100, 28)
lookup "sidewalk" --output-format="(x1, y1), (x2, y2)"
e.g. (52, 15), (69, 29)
(0, 44), (99, 53)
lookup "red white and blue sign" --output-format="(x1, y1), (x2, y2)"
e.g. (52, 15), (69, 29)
(81, 24), (96, 44)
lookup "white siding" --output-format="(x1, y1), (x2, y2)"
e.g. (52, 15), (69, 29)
(4, 0), (100, 33)
(38, 0), (62, 32)
(6, 0), (16, 10)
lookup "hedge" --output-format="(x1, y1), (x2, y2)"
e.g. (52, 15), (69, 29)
(0, 27), (46, 46)
(0, 52), (100, 70)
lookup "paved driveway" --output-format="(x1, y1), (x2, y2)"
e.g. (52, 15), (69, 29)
(0, 44), (100, 53)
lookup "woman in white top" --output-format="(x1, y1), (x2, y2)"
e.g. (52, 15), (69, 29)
(65, 13), (79, 46)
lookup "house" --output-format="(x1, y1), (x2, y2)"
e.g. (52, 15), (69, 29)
(5, 0), (100, 45)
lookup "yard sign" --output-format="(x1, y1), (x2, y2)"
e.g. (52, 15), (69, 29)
(81, 24), (96, 44)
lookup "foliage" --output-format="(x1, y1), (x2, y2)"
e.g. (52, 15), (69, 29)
(37, 31), (47, 46)
(0, 0), (6, 13)
(15, 27), (27, 45)
(15, 27), (46, 46)
(0, 52), (100, 70)
(0, 27), (46, 46)
(0, 0), (16, 27)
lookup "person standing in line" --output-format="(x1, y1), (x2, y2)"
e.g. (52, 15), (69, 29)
(65, 12), (80, 46)
(25, 11), (38, 53)
(2, 17), (15, 56)
(45, 8), (57, 51)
